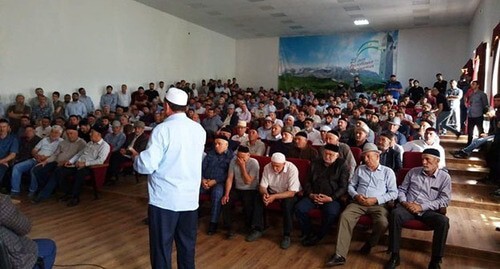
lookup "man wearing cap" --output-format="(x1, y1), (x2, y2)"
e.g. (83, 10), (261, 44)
(386, 117), (407, 146)
(322, 130), (356, 175)
(348, 125), (369, 149)
(268, 126), (294, 156)
(221, 145), (260, 238)
(403, 128), (446, 169)
(134, 87), (206, 269)
(257, 116), (274, 139)
(295, 144), (350, 246)
(201, 135), (234, 235)
(9, 125), (63, 197)
(231, 121), (249, 144)
(104, 121), (149, 185)
(104, 121), (126, 152)
(31, 125), (87, 203)
(243, 129), (266, 156)
(246, 152), (301, 250)
(385, 149), (451, 269)
(222, 103), (239, 129)
(53, 124), (110, 206)
(288, 131), (319, 161)
(326, 143), (397, 266)
(377, 132), (402, 173)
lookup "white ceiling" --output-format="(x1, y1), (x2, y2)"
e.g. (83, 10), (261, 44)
(133, 0), (480, 39)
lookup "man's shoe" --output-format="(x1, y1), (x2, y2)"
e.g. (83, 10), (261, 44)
(453, 150), (468, 159)
(245, 230), (263, 242)
(58, 194), (71, 202)
(280, 236), (291, 249)
(301, 234), (320, 247)
(30, 196), (41, 204)
(9, 192), (20, 199)
(207, 222), (217, 235)
(384, 255), (400, 269)
(455, 133), (461, 139)
(325, 253), (346, 267)
(66, 197), (80, 207)
(428, 261), (441, 269)
(359, 242), (372, 255)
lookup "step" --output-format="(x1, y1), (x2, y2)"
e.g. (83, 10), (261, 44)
(445, 152), (487, 166)
(446, 162), (489, 177)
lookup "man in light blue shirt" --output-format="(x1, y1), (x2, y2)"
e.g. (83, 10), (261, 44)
(65, 93), (87, 119)
(134, 88), (206, 269)
(100, 85), (118, 111)
(326, 143), (397, 267)
(78, 88), (95, 114)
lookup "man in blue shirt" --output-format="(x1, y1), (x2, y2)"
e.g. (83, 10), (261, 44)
(385, 75), (403, 103)
(201, 135), (233, 235)
(0, 119), (19, 188)
(385, 149), (451, 269)
(134, 88), (206, 269)
(100, 85), (118, 112)
(326, 143), (397, 267)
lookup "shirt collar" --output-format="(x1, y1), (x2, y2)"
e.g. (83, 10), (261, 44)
(420, 167), (438, 178)
(92, 138), (104, 145)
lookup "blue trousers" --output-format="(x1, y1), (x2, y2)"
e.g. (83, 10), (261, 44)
(149, 205), (197, 269)
(33, 238), (57, 269)
(462, 135), (494, 154)
(11, 158), (37, 194)
(295, 197), (341, 239)
(200, 183), (224, 224)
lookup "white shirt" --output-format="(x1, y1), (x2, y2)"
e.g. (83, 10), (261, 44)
(35, 126), (51, 138)
(260, 161), (301, 194)
(134, 113), (206, 211)
(35, 137), (63, 156)
(402, 140), (446, 168)
(117, 91), (131, 107)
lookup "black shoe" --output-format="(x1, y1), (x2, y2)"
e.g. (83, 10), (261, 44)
(30, 196), (41, 204)
(359, 242), (372, 255)
(58, 194), (71, 202)
(66, 197), (80, 207)
(384, 255), (400, 269)
(301, 234), (320, 247)
(428, 261), (441, 269)
(455, 133), (461, 139)
(325, 254), (346, 267)
(453, 150), (468, 159)
(207, 222), (217, 235)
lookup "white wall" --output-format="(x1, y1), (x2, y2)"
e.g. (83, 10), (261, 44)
(0, 0), (235, 107)
(468, 0), (500, 94)
(235, 26), (470, 91)
(236, 38), (279, 91)
(397, 26), (469, 88)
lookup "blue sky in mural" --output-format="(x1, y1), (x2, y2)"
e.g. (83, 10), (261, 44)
(279, 31), (398, 72)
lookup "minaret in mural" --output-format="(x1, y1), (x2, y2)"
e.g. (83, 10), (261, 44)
(379, 32), (396, 80)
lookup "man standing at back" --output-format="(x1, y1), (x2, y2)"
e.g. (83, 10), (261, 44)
(134, 88), (206, 269)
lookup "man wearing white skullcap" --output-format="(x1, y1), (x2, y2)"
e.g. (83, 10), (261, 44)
(134, 87), (206, 269)
(245, 152), (301, 250)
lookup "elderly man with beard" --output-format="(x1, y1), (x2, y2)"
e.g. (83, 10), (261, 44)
(201, 135), (234, 235)
(295, 144), (350, 246)
(385, 149), (451, 269)
(326, 143), (397, 267)
(377, 131), (402, 173)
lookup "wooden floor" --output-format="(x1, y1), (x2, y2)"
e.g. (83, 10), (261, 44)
(15, 178), (499, 269)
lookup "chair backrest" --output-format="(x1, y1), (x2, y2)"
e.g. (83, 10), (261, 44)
(396, 168), (411, 186)
(0, 240), (12, 269)
(250, 155), (271, 180)
(349, 147), (363, 165)
(287, 157), (311, 188)
(403, 151), (423, 168)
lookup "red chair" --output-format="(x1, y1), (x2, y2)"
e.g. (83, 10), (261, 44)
(403, 152), (423, 168)
(83, 147), (112, 199)
(350, 147), (363, 165)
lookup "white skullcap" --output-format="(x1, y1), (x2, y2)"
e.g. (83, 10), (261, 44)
(165, 87), (188, 106)
(320, 125), (331, 132)
(271, 152), (286, 163)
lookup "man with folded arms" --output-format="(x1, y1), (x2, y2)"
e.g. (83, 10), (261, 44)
(326, 143), (397, 267)
(295, 144), (350, 246)
(385, 148), (451, 269)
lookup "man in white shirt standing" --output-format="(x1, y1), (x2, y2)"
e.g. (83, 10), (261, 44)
(134, 88), (206, 269)
(117, 84), (131, 112)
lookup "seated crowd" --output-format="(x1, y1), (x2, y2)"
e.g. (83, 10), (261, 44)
(0, 74), (498, 269)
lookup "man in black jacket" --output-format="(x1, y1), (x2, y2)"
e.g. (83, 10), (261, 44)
(295, 143), (351, 246)
(377, 131), (402, 173)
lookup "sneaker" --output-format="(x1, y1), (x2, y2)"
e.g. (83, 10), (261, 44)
(325, 253), (346, 267)
(245, 230), (263, 242)
(280, 236), (291, 249)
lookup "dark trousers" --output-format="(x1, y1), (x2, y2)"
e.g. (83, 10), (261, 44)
(33, 239), (57, 269)
(0, 164), (8, 186)
(460, 104), (467, 133)
(57, 167), (93, 198)
(253, 196), (296, 236)
(199, 184), (224, 224)
(107, 152), (130, 178)
(388, 205), (449, 258)
(295, 197), (341, 239)
(31, 162), (58, 191)
(222, 189), (259, 231)
(467, 116), (484, 145)
(148, 205), (197, 269)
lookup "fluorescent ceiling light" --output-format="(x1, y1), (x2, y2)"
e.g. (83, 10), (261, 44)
(354, 19), (369, 25)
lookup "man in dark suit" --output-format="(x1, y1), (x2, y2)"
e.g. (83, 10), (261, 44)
(105, 121), (149, 185)
(377, 131), (402, 173)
